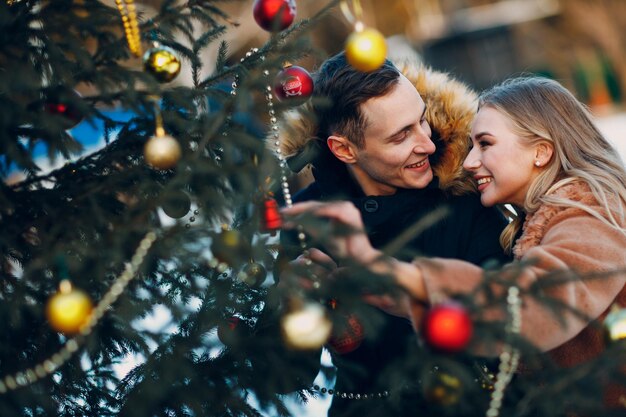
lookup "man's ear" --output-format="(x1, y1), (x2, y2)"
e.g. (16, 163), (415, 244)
(327, 135), (358, 164)
(534, 141), (554, 167)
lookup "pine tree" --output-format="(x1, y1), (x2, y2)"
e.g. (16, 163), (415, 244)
(1, 1), (625, 417)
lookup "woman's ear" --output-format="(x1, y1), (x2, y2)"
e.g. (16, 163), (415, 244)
(534, 141), (554, 167)
(327, 135), (358, 164)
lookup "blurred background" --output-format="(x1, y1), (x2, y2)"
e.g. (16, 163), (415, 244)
(190, 0), (626, 182)
(9, 0), (626, 182)
(7, 0), (625, 185)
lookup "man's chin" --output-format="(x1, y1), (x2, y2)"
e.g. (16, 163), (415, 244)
(407, 172), (433, 190)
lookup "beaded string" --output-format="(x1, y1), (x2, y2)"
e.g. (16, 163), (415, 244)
(0, 231), (157, 394)
(114, 0), (142, 57)
(485, 286), (522, 417)
(203, 48), (300, 287)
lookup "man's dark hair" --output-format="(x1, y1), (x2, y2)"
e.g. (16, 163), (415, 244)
(313, 52), (400, 148)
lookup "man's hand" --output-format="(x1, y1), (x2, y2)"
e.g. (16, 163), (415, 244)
(282, 201), (381, 265)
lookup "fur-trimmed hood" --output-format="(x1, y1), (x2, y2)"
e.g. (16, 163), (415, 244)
(272, 63), (478, 196)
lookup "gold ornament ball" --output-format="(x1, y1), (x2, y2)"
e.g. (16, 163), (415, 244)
(423, 371), (463, 406)
(281, 302), (332, 350)
(241, 261), (267, 287)
(46, 285), (93, 334)
(144, 134), (182, 170)
(345, 27), (387, 72)
(211, 229), (250, 265)
(604, 305), (626, 343)
(143, 46), (182, 83)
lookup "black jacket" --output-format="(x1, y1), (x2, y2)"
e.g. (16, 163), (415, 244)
(290, 162), (509, 417)
(273, 64), (511, 416)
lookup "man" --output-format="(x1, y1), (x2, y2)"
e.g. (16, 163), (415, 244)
(275, 52), (509, 416)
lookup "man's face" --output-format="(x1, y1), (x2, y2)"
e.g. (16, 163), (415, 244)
(349, 75), (435, 196)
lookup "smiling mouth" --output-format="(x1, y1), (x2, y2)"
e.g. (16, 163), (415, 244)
(477, 177), (493, 185)
(405, 160), (427, 169)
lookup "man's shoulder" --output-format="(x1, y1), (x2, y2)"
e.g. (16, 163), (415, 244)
(293, 181), (322, 203)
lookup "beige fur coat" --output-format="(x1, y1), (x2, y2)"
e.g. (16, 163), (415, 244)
(414, 181), (626, 370)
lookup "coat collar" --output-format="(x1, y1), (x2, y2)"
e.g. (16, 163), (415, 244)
(513, 181), (597, 259)
(274, 63), (479, 197)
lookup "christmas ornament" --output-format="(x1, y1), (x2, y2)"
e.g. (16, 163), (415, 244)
(253, 0), (296, 32)
(604, 304), (626, 343)
(43, 89), (84, 129)
(260, 197), (282, 234)
(143, 46), (181, 83)
(328, 313), (364, 354)
(345, 26), (387, 73)
(161, 190), (191, 219)
(114, 0), (142, 56)
(422, 301), (473, 353)
(144, 132), (182, 170)
(239, 261), (267, 287)
(210, 229), (251, 265)
(281, 301), (332, 350)
(46, 280), (93, 335)
(273, 64), (314, 104)
(423, 370), (463, 406)
(217, 317), (251, 347)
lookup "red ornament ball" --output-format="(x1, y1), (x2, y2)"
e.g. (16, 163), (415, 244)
(273, 65), (313, 104)
(328, 314), (364, 355)
(217, 317), (250, 347)
(43, 89), (84, 129)
(253, 0), (296, 32)
(422, 302), (473, 352)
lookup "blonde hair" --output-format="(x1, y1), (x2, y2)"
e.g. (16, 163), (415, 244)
(478, 77), (626, 252)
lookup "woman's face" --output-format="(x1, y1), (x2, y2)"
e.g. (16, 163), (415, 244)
(464, 107), (539, 207)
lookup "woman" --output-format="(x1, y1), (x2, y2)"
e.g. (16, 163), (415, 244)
(283, 76), (626, 407)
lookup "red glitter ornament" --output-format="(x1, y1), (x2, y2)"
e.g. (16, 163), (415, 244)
(422, 302), (473, 353)
(328, 313), (364, 355)
(253, 0), (296, 32)
(261, 197), (282, 233)
(273, 64), (313, 104)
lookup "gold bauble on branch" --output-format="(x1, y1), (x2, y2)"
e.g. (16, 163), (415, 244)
(144, 133), (181, 170)
(345, 26), (387, 73)
(281, 301), (332, 350)
(422, 370), (464, 406)
(240, 261), (267, 287)
(210, 229), (251, 266)
(46, 280), (93, 335)
(143, 45), (181, 83)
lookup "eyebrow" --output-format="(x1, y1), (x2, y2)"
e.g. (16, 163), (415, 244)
(385, 105), (428, 141)
(473, 132), (491, 141)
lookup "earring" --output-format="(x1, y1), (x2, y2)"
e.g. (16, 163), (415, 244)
(534, 161), (541, 167)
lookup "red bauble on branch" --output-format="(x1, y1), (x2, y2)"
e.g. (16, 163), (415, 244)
(253, 0), (296, 32)
(261, 197), (282, 233)
(328, 313), (364, 355)
(273, 64), (313, 104)
(217, 317), (251, 347)
(43, 88), (85, 129)
(422, 301), (473, 353)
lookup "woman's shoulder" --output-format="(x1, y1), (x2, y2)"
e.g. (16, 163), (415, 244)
(548, 180), (597, 205)
(514, 180), (617, 258)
